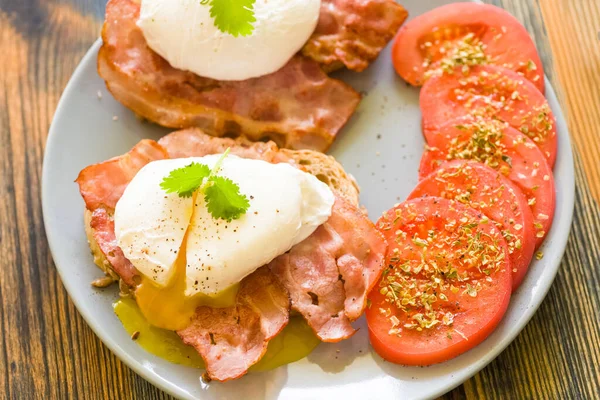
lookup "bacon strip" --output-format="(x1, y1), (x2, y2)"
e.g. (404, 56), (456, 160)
(328, 198), (387, 319)
(77, 139), (165, 284)
(76, 139), (167, 210)
(303, 0), (408, 72)
(89, 208), (139, 287)
(157, 128), (282, 162)
(269, 196), (387, 342)
(99, 0), (360, 152)
(177, 268), (290, 382)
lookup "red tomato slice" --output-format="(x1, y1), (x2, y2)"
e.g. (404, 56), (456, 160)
(419, 118), (555, 248)
(408, 160), (535, 291)
(392, 3), (544, 93)
(367, 197), (512, 366)
(420, 65), (557, 166)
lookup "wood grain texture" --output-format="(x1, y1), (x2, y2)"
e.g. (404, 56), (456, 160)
(0, 0), (598, 399)
(539, 0), (600, 203)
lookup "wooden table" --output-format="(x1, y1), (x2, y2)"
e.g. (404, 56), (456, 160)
(0, 0), (598, 398)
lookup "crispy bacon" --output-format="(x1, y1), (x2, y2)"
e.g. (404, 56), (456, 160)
(268, 196), (387, 342)
(157, 128), (282, 162)
(177, 268), (290, 382)
(77, 139), (165, 284)
(76, 139), (167, 211)
(304, 0), (409, 72)
(89, 208), (139, 287)
(98, 0), (360, 152)
(328, 198), (387, 319)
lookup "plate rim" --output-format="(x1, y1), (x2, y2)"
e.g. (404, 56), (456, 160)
(42, 32), (575, 400)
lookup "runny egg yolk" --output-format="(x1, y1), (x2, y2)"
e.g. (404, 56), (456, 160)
(135, 233), (239, 331)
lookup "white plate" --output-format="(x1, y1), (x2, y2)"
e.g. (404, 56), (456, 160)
(42, 1), (575, 399)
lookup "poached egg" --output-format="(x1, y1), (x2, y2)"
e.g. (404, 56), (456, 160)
(137, 0), (322, 81)
(114, 155), (334, 329)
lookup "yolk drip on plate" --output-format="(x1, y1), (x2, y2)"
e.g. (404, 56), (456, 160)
(114, 298), (320, 371)
(249, 315), (321, 372)
(114, 297), (205, 367)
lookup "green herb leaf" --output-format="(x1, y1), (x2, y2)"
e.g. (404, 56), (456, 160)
(160, 148), (251, 221)
(209, 0), (256, 37)
(204, 176), (250, 221)
(160, 162), (211, 198)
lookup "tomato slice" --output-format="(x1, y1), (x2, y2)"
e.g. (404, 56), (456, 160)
(367, 197), (512, 366)
(408, 160), (535, 291)
(392, 3), (544, 93)
(420, 64), (557, 166)
(419, 118), (555, 248)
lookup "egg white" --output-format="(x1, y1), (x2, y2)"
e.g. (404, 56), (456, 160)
(114, 155), (334, 296)
(137, 0), (322, 81)
(114, 159), (195, 286)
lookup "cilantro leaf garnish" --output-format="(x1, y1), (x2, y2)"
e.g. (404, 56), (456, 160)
(208, 0), (257, 37)
(160, 162), (210, 198)
(204, 176), (251, 222)
(160, 149), (250, 221)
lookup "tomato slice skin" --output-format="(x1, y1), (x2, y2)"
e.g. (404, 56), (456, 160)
(408, 160), (535, 290)
(367, 197), (512, 366)
(419, 118), (555, 248)
(392, 3), (544, 93)
(420, 64), (557, 166)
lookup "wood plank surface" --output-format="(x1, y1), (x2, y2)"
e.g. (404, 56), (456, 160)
(539, 0), (600, 202)
(0, 0), (598, 399)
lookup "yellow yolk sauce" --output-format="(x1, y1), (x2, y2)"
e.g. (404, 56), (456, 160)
(114, 297), (205, 367)
(114, 298), (320, 371)
(250, 316), (321, 372)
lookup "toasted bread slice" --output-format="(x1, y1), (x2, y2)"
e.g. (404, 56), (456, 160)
(281, 149), (359, 207)
(84, 209), (119, 287)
